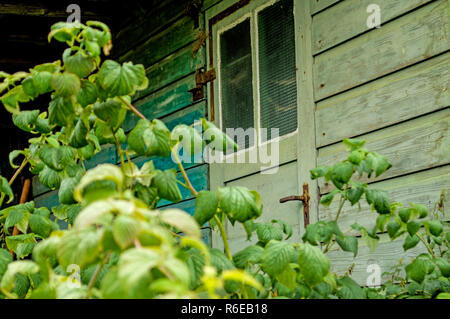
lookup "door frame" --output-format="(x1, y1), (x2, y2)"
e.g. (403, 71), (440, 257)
(205, 0), (319, 249)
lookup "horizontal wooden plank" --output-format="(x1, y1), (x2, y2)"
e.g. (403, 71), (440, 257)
(318, 108), (450, 193)
(319, 165), (450, 234)
(327, 233), (430, 285)
(316, 52), (450, 147)
(157, 164), (208, 207)
(131, 45), (204, 102)
(312, 0), (433, 54)
(124, 75), (198, 133)
(160, 197), (197, 216)
(119, 15), (201, 68)
(310, 0), (341, 15)
(313, 0), (450, 101)
(34, 189), (59, 209)
(114, 0), (191, 57)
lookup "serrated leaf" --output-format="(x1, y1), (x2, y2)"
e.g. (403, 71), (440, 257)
(0, 261), (39, 293)
(48, 95), (76, 127)
(320, 189), (339, 207)
(74, 164), (123, 202)
(0, 176), (14, 204)
(97, 60), (147, 97)
(232, 245), (264, 269)
(298, 243), (330, 287)
(407, 221), (421, 236)
(365, 189), (391, 214)
(58, 175), (82, 205)
(76, 79), (98, 107)
(256, 223), (283, 245)
(38, 165), (61, 189)
(93, 99), (126, 129)
(310, 166), (331, 180)
(128, 119), (171, 157)
(193, 191), (218, 226)
(262, 240), (295, 277)
(160, 209), (200, 239)
(330, 162), (354, 189)
(403, 234), (420, 251)
(153, 169), (181, 203)
(51, 72), (80, 97)
(112, 215), (140, 249)
(335, 235), (358, 257)
(39, 145), (75, 171)
(218, 186), (261, 223)
(63, 50), (96, 78)
(12, 110), (39, 132)
(387, 221), (401, 239)
(29, 214), (52, 238)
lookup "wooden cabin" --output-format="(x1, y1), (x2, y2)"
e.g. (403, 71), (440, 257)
(1, 0), (449, 285)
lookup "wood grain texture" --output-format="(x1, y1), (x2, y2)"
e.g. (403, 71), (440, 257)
(327, 233), (430, 285)
(318, 108), (450, 193)
(312, 0), (433, 54)
(319, 165), (450, 234)
(119, 15), (201, 68)
(313, 0), (450, 101)
(114, 0), (191, 57)
(310, 0), (341, 15)
(316, 52), (450, 147)
(124, 75), (198, 132)
(131, 45), (204, 102)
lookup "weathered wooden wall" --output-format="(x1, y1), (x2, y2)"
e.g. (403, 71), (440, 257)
(32, 0), (211, 242)
(311, 0), (450, 284)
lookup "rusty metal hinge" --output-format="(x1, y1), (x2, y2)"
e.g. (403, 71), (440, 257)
(188, 67), (216, 101)
(279, 183), (310, 227)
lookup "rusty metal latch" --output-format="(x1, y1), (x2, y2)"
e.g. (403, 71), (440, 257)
(188, 67), (216, 101)
(279, 183), (310, 227)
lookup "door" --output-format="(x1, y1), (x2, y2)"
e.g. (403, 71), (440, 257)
(205, 0), (318, 253)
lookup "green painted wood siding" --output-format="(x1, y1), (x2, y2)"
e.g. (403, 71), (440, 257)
(312, 0), (450, 284)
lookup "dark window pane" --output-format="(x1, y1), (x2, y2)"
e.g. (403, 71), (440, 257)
(220, 19), (255, 150)
(258, 0), (297, 141)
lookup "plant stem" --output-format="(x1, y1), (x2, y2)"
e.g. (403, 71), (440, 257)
(172, 143), (198, 196)
(0, 157), (30, 208)
(214, 215), (232, 261)
(416, 233), (436, 258)
(323, 194), (346, 254)
(119, 96), (146, 121)
(86, 251), (111, 298)
(111, 128), (126, 169)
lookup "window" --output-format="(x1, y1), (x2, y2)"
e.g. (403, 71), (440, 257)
(217, 0), (297, 150)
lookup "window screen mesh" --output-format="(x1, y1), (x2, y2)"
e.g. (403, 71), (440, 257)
(258, 0), (297, 141)
(219, 19), (255, 150)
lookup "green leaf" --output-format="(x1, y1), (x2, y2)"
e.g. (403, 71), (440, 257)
(302, 222), (333, 246)
(365, 152), (391, 177)
(210, 248), (234, 273)
(365, 189), (391, 214)
(218, 186), (261, 223)
(347, 182), (365, 205)
(112, 215), (140, 249)
(261, 240), (295, 277)
(276, 264), (297, 290)
(76, 80), (98, 107)
(232, 245), (264, 269)
(68, 118), (89, 148)
(330, 162), (354, 189)
(193, 191), (219, 226)
(29, 214), (52, 238)
(134, 183), (159, 208)
(63, 50), (96, 78)
(0, 248), (13, 279)
(403, 234), (420, 251)
(310, 166), (331, 180)
(12, 110), (39, 132)
(343, 138), (366, 151)
(5, 209), (25, 230)
(398, 208), (411, 223)
(1, 85), (30, 114)
(5, 234), (36, 254)
(256, 223), (283, 245)
(57, 227), (103, 269)
(201, 119), (238, 153)
(117, 248), (160, 296)
(0, 176), (14, 203)
(38, 165), (61, 189)
(97, 60), (147, 97)
(39, 145), (75, 171)
(298, 243), (330, 287)
(0, 261), (39, 293)
(153, 169), (182, 203)
(348, 150), (365, 165)
(128, 119), (171, 157)
(51, 72), (80, 97)
(171, 124), (203, 156)
(387, 221), (401, 239)
(335, 235), (358, 257)
(411, 203), (428, 219)
(93, 99), (126, 129)
(435, 257), (450, 278)
(337, 276), (366, 299)
(74, 164), (123, 202)
(320, 189), (339, 207)
(424, 220), (443, 237)
(405, 255), (435, 283)
(407, 221), (421, 236)
(160, 209), (201, 239)
(48, 95), (76, 127)
(58, 175), (82, 205)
